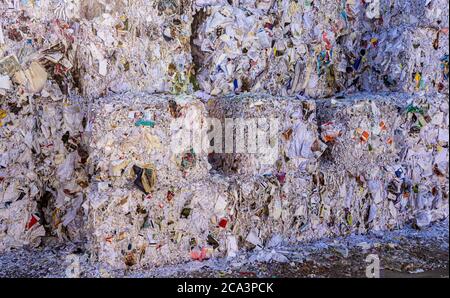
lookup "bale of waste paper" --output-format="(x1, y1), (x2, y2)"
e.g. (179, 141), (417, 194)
(86, 93), (321, 268)
(316, 93), (449, 234)
(86, 93), (220, 268)
(87, 93), (211, 186)
(0, 0), (194, 100)
(192, 1), (351, 98)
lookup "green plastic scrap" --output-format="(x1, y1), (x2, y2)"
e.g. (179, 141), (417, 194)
(135, 119), (155, 127)
(406, 104), (424, 115)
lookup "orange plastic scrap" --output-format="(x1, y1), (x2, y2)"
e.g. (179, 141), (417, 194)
(360, 130), (370, 143)
(379, 121), (387, 131)
(321, 121), (341, 143)
(324, 134), (336, 142)
(105, 235), (113, 243)
(387, 137), (393, 145)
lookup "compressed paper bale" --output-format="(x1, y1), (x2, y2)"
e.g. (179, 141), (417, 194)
(316, 93), (449, 233)
(189, 1), (372, 97)
(74, 0), (195, 98)
(87, 93), (211, 187)
(86, 175), (230, 269)
(202, 94), (324, 246)
(334, 0), (449, 95)
(0, 1), (194, 100)
(206, 94), (322, 176)
(330, 0), (449, 95)
(86, 93), (219, 268)
(204, 94), (322, 245)
(315, 95), (402, 234)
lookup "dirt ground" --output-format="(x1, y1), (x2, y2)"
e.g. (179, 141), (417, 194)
(0, 220), (448, 278)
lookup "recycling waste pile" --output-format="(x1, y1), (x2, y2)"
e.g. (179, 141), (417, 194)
(0, 0), (449, 271)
